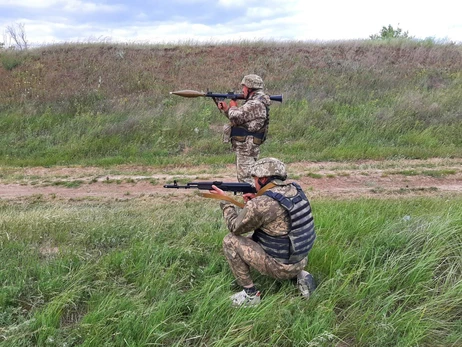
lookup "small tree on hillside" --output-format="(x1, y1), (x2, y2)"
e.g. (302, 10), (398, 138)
(370, 24), (411, 40)
(5, 23), (28, 50)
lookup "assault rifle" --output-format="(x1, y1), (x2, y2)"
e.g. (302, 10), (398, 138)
(170, 89), (283, 103)
(164, 180), (256, 195)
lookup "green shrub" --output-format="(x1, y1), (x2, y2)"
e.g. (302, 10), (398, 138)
(0, 50), (24, 70)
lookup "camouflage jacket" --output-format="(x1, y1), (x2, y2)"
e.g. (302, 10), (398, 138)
(225, 91), (271, 132)
(220, 183), (297, 236)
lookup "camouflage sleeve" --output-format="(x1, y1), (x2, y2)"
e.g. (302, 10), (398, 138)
(220, 197), (278, 235)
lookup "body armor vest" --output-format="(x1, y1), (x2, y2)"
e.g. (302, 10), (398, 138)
(252, 183), (316, 264)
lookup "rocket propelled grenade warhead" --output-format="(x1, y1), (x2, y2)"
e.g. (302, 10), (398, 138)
(170, 90), (207, 98)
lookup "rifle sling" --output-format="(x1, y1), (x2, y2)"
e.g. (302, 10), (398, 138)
(255, 182), (276, 196)
(200, 193), (245, 208)
(200, 182), (276, 208)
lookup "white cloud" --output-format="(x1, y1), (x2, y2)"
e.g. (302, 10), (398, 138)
(1, 0), (461, 45)
(218, 0), (250, 6)
(0, 0), (61, 8)
(219, 0), (295, 7)
(62, 0), (125, 13)
(0, 0), (124, 12)
(245, 7), (281, 19)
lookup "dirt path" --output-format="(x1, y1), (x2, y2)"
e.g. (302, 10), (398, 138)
(1, 158), (461, 203)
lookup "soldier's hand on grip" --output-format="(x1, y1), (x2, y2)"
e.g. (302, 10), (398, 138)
(243, 193), (256, 202)
(229, 100), (238, 108)
(217, 101), (229, 112)
(209, 185), (226, 196)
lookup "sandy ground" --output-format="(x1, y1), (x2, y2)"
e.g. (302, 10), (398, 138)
(0, 158), (461, 203)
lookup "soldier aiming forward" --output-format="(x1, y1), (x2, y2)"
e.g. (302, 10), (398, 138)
(209, 158), (316, 307)
(217, 74), (271, 185)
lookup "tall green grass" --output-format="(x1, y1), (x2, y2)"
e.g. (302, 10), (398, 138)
(1, 196), (461, 346)
(1, 94), (461, 166)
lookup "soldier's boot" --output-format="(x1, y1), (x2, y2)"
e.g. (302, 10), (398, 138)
(230, 289), (261, 307)
(297, 270), (316, 298)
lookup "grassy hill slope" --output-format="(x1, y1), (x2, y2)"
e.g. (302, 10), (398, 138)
(1, 40), (461, 166)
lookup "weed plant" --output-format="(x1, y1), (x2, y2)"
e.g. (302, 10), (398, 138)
(0, 196), (461, 346)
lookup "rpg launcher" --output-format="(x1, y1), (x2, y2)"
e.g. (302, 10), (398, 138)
(170, 90), (283, 104)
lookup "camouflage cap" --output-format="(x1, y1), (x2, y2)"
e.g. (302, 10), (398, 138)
(241, 74), (264, 89)
(250, 157), (287, 180)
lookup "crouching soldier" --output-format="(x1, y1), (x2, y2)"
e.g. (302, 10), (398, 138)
(209, 157), (316, 307)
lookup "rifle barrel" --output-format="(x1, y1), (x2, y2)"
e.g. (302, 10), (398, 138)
(163, 181), (256, 194)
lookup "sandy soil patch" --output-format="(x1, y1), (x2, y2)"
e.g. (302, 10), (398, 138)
(1, 158), (461, 203)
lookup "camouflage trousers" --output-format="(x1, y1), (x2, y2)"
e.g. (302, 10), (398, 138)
(232, 137), (260, 184)
(236, 154), (258, 184)
(223, 233), (308, 287)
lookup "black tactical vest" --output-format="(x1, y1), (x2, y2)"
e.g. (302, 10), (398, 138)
(252, 183), (316, 264)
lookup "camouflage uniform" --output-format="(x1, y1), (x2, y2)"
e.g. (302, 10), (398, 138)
(220, 183), (309, 287)
(223, 75), (271, 184)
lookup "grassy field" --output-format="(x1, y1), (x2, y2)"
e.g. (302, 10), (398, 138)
(1, 40), (462, 346)
(0, 196), (461, 346)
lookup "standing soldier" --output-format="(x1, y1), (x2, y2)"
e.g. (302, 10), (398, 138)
(217, 74), (271, 185)
(209, 158), (316, 307)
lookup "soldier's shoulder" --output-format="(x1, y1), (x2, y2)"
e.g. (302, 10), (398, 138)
(252, 194), (280, 208)
(252, 93), (271, 105)
(268, 184), (298, 197)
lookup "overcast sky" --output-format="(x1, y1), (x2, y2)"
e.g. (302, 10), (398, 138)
(1, 0), (461, 47)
